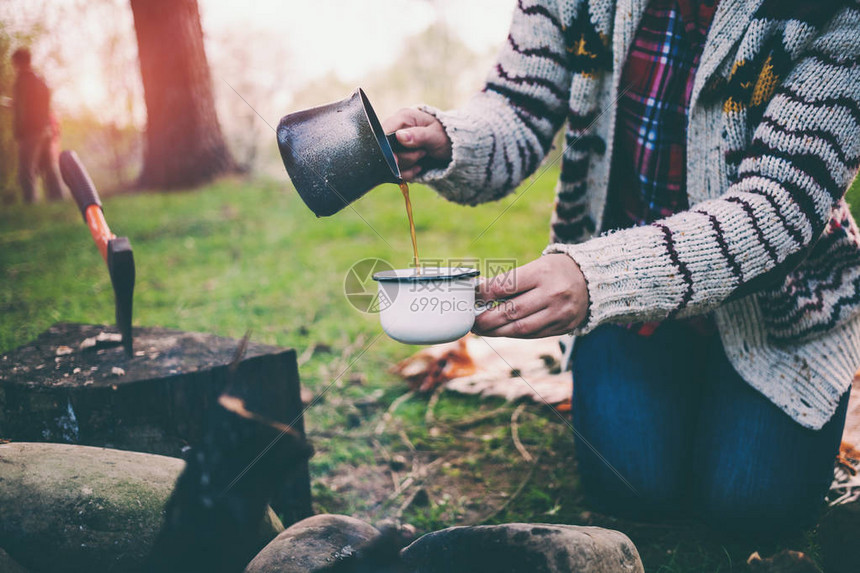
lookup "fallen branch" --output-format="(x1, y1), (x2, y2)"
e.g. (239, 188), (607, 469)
(511, 403), (533, 463)
(375, 390), (415, 435)
(296, 343), (317, 367)
(306, 430), (377, 439)
(392, 458), (447, 521)
(398, 429), (416, 452)
(312, 334), (366, 384)
(396, 488), (424, 519)
(425, 385), (443, 429)
(387, 457), (446, 504)
(390, 470), (402, 496)
(336, 334), (367, 372)
(446, 405), (513, 429)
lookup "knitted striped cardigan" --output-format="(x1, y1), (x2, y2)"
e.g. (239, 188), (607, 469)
(417, 0), (860, 429)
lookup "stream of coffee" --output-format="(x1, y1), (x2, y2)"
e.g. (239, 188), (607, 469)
(399, 182), (421, 273)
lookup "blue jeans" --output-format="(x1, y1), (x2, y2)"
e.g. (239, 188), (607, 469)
(572, 322), (850, 538)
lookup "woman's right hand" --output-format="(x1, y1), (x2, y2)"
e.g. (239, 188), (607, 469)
(382, 108), (452, 180)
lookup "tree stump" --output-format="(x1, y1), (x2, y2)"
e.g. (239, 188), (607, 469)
(0, 322), (311, 524)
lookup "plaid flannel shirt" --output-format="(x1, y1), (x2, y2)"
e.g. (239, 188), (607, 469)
(608, 0), (719, 335)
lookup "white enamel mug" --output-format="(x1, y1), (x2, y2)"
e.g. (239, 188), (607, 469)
(372, 267), (483, 345)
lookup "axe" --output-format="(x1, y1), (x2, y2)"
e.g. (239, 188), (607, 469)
(60, 150), (135, 356)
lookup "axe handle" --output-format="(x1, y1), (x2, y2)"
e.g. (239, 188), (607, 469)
(84, 204), (115, 264)
(59, 150), (115, 265)
(60, 150), (102, 220)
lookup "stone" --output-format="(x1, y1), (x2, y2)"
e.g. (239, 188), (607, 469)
(400, 523), (644, 573)
(244, 514), (381, 573)
(0, 442), (283, 573)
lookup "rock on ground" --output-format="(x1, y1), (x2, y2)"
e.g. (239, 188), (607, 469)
(400, 523), (644, 573)
(0, 442), (282, 573)
(244, 514), (380, 573)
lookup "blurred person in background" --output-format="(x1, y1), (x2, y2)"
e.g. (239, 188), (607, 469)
(12, 47), (66, 203)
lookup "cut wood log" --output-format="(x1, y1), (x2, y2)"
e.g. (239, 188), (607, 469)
(0, 322), (311, 523)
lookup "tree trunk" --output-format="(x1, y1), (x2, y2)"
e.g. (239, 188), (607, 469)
(0, 322), (312, 524)
(130, 0), (235, 189)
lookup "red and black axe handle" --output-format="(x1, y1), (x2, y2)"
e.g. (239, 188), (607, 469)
(59, 150), (135, 356)
(61, 152), (113, 259)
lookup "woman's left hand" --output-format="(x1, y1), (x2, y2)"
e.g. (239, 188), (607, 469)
(473, 254), (589, 338)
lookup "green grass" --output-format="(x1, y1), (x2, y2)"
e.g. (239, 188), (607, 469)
(0, 173), (553, 352)
(3, 171), (859, 572)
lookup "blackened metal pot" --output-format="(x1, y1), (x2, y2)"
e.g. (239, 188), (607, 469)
(277, 88), (401, 217)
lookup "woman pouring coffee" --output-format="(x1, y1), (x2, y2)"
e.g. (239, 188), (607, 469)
(382, 0), (860, 538)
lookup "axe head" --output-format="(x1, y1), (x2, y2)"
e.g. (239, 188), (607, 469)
(107, 237), (135, 356)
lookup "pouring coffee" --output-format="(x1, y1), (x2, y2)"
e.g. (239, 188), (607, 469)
(277, 88), (426, 270)
(278, 88), (474, 344)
